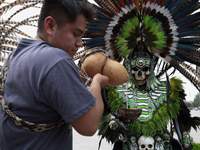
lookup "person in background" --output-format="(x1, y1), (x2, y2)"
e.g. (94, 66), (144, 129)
(0, 0), (109, 149)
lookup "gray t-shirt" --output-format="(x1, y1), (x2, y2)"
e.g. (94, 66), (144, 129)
(0, 38), (95, 150)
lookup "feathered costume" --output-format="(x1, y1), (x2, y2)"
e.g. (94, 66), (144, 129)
(1, 0), (200, 150)
(76, 0), (200, 150)
(75, 0), (200, 92)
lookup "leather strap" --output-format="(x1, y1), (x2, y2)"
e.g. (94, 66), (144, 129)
(101, 56), (108, 75)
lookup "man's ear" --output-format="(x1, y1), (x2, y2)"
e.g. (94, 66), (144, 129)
(44, 16), (57, 36)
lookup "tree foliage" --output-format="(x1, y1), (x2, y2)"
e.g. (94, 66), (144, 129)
(193, 93), (200, 107)
(185, 102), (192, 107)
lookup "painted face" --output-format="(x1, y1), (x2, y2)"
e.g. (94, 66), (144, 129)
(130, 57), (151, 85)
(50, 14), (86, 58)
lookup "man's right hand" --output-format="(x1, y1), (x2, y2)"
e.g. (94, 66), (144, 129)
(92, 73), (109, 89)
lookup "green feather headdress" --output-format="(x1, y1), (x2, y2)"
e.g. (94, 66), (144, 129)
(78, 0), (200, 91)
(117, 16), (166, 58)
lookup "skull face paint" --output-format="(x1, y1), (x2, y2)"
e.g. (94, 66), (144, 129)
(130, 57), (151, 86)
(124, 49), (153, 91)
(131, 58), (150, 85)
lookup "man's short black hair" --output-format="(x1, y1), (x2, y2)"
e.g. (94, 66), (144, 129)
(37, 0), (96, 33)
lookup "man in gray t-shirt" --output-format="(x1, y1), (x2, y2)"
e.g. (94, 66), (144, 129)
(0, 1), (109, 150)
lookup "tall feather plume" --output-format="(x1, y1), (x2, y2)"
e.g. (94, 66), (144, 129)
(0, 0), (42, 69)
(0, 0), (30, 16)
(81, 0), (200, 91)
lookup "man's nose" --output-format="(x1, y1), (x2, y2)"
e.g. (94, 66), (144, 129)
(76, 38), (83, 47)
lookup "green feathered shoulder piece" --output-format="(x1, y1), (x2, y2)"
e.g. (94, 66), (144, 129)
(98, 77), (183, 143)
(192, 142), (200, 150)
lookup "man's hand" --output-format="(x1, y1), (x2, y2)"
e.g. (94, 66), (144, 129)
(92, 73), (109, 89)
